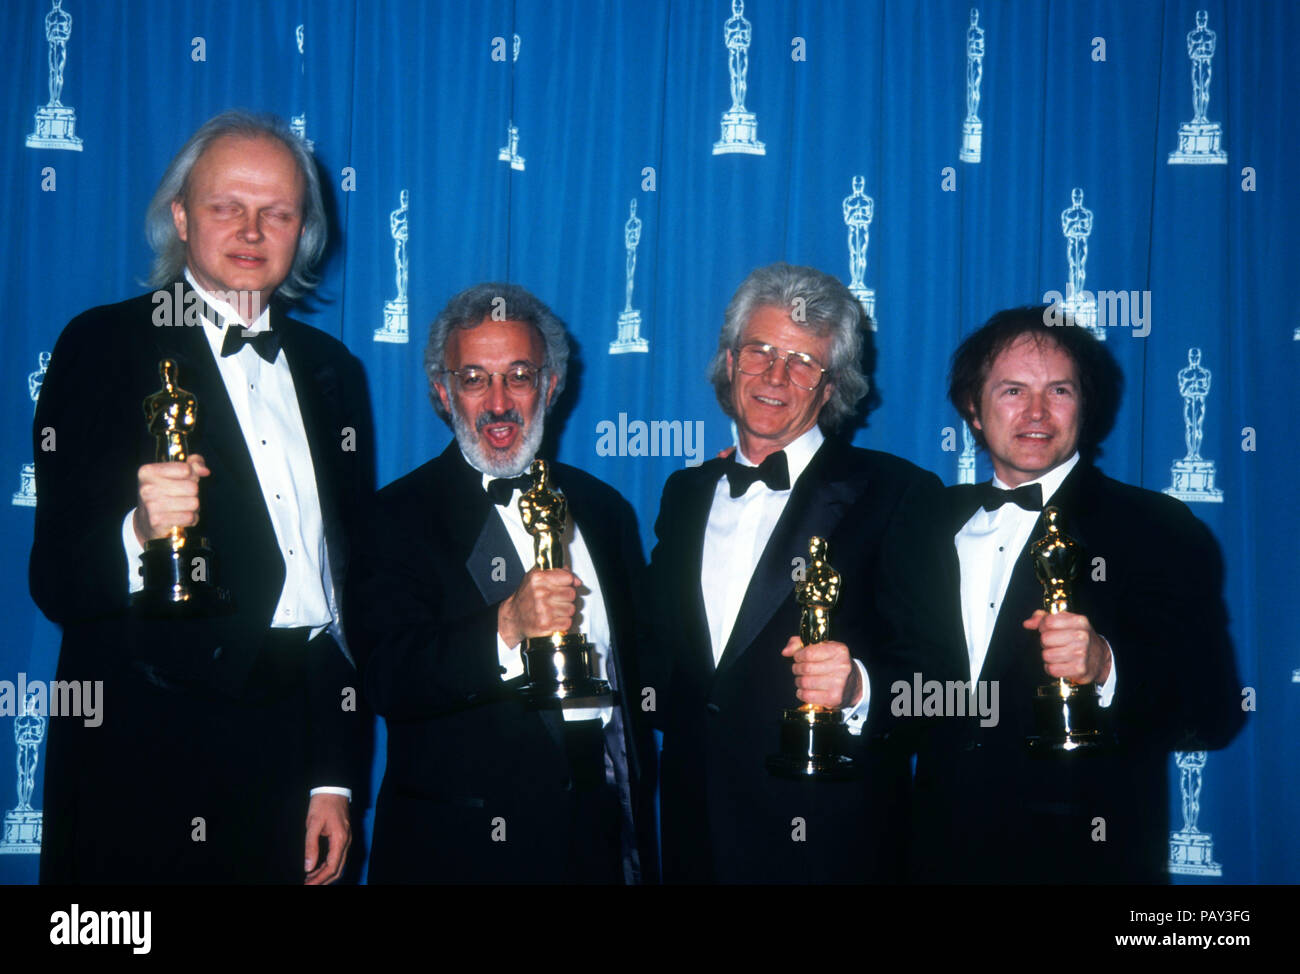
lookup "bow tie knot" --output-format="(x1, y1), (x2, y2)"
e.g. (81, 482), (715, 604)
(979, 481), (1043, 512)
(221, 324), (280, 363)
(487, 474), (533, 506)
(725, 450), (791, 498)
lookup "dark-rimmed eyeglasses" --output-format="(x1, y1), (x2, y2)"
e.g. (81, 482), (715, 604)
(734, 342), (827, 391)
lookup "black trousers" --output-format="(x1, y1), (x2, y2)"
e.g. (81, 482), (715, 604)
(40, 629), (331, 884)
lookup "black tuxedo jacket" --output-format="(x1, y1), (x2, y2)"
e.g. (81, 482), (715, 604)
(31, 285), (375, 883)
(344, 444), (655, 883)
(909, 462), (1244, 883)
(647, 437), (943, 883)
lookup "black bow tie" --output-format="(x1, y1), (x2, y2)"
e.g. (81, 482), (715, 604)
(725, 451), (790, 498)
(487, 474), (533, 507)
(979, 482), (1043, 512)
(221, 324), (281, 364)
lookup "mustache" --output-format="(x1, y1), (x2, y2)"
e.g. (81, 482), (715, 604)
(476, 408), (524, 431)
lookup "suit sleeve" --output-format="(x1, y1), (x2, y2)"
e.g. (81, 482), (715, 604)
(865, 467), (969, 745)
(335, 349), (378, 564)
(1100, 499), (1244, 751)
(642, 471), (687, 732)
(610, 492), (650, 707)
(30, 311), (141, 624)
(344, 496), (515, 721)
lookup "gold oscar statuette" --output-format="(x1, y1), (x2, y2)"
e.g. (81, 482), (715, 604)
(1026, 506), (1105, 751)
(517, 459), (610, 705)
(132, 360), (231, 616)
(765, 536), (857, 779)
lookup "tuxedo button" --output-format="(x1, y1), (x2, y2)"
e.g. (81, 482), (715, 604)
(706, 703), (721, 714)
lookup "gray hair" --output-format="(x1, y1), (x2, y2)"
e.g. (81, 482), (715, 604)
(424, 283), (571, 422)
(144, 110), (326, 302)
(707, 262), (871, 432)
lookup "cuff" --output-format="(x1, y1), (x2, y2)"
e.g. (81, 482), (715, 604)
(842, 658), (871, 737)
(497, 632), (525, 681)
(309, 787), (352, 802)
(122, 509), (145, 594)
(1097, 636), (1117, 708)
(562, 706), (611, 725)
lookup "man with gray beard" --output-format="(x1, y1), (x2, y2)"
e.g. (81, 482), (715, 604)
(344, 283), (655, 882)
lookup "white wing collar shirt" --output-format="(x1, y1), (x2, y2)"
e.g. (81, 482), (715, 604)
(954, 451), (1116, 705)
(701, 425), (870, 730)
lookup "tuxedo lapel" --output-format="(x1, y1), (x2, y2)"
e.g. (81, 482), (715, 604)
(276, 310), (347, 574)
(717, 440), (862, 677)
(135, 285), (284, 637)
(146, 294), (260, 499)
(671, 461), (724, 676)
(947, 483), (984, 533)
(938, 485), (982, 670)
(980, 556), (1043, 682)
(429, 446), (526, 602)
(467, 514), (525, 604)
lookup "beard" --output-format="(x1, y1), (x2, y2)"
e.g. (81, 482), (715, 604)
(450, 398), (546, 478)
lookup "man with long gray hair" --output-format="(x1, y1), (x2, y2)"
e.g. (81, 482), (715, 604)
(647, 261), (941, 883)
(31, 110), (375, 883)
(345, 283), (655, 883)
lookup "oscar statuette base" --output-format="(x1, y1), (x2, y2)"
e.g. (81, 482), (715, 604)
(1164, 459), (1223, 502)
(374, 300), (409, 344)
(133, 535), (232, 617)
(0, 809), (42, 853)
(1169, 830), (1221, 876)
(713, 110), (765, 155)
(609, 310), (648, 354)
(959, 119), (982, 163)
(519, 632), (611, 708)
(1026, 680), (1108, 753)
(1168, 121), (1227, 165)
(26, 105), (83, 151)
(765, 706), (857, 780)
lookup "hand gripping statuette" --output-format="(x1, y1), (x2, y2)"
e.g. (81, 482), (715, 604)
(1026, 507), (1104, 752)
(133, 360), (231, 616)
(517, 460), (610, 705)
(766, 537), (857, 779)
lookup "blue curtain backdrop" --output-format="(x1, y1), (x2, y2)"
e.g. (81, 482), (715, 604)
(1, 0), (1294, 883)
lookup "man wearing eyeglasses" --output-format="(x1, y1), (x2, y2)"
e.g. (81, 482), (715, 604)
(647, 262), (942, 883)
(345, 283), (655, 883)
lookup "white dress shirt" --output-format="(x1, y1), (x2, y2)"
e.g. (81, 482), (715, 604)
(125, 272), (337, 634)
(954, 452), (1116, 705)
(487, 467), (615, 724)
(122, 271), (349, 800)
(701, 426), (869, 730)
